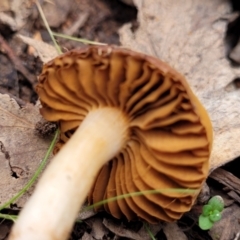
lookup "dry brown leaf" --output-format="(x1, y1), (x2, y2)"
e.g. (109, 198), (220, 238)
(0, 94), (51, 207)
(0, 224), (9, 240)
(103, 219), (161, 240)
(85, 218), (108, 240)
(208, 204), (240, 240)
(162, 223), (187, 240)
(77, 204), (96, 220)
(9, 0), (32, 30)
(18, 35), (58, 63)
(119, 0), (240, 171)
(41, 0), (72, 28)
(0, 12), (18, 31)
(81, 232), (92, 240)
(0, 0), (10, 12)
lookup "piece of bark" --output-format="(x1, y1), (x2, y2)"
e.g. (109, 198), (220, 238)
(227, 191), (240, 204)
(210, 168), (240, 195)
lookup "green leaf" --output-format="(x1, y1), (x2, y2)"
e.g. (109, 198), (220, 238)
(202, 204), (213, 216)
(208, 196), (224, 212)
(209, 209), (222, 222)
(199, 214), (214, 230)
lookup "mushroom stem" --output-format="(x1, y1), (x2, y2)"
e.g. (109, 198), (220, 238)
(9, 107), (129, 240)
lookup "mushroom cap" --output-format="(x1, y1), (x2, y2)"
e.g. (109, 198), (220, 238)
(36, 45), (213, 223)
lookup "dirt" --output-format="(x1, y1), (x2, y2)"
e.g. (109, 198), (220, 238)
(0, 0), (240, 240)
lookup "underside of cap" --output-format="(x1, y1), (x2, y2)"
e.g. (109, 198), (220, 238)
(36, 45), (213, 223)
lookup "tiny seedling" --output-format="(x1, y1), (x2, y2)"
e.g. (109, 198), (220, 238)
(199, 195), (224, 230)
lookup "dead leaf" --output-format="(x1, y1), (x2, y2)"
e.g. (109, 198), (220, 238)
(103, 219), (161, 240)
(0, 224), (9, 240)
(119, 0), (240, 171)
(0, 0), (10, 12)
(0, 0), (33, 31)
(0, 12), (17, 31)
(85, 218), (108, 240)
(208, 204), (240, 240)
(163, 223), (187, 240)
(41, 0), (73, 28)
(18, 35), (58, 63)
(81, 232), (93, 240)
(230, 38), (240, 64)
(10, 0), (32, 30)
(77, 204), (97, 221)
(0, 94), (51, 207)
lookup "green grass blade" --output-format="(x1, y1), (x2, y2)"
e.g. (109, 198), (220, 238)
(52, 32), (107, 46)
(0, 213), (18, 222)
(82, 188), (198, 212)
(144, 222), (157, 240)
(35, 0), (62, 54)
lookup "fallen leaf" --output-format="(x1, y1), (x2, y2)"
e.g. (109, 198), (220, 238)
(162, 222), (187, 240)
(18, 35), (58, 63)
(0, 94), (51, 207)
(119, 0), (240, 171)
(0, 12), (18, 31)
(77, 204), (97, 221)
(0, 0), (10, 12)
(103, 218), (161, 240)
(41, 0), (73, 28)
(0, 224), (9, 240)
(208, 204), (240, 240)
(230, 40), (240, 63)
(10, 0), (33, 30)
(85, 218), (108, 240)
(81, 232), (92, 240)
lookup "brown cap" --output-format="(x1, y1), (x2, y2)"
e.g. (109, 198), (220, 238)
(36, 45), (212, 223)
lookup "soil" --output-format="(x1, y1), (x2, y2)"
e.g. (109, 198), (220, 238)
(0, 0), (240, 240)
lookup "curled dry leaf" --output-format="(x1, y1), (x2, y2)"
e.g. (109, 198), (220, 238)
(0, 94), (51, 207)
(18, 35), (58, 63)
(85, 218), (108, 240)
(119, 0), (240, 171)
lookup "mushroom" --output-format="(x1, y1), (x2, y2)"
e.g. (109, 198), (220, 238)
(9, 46), (213, 240)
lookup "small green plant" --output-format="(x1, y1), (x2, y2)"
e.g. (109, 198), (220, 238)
(199, 195), (224, 230)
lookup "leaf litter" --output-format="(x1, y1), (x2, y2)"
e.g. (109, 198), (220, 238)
(1, 0), (240, 239)
(0, 94), (52, 206)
